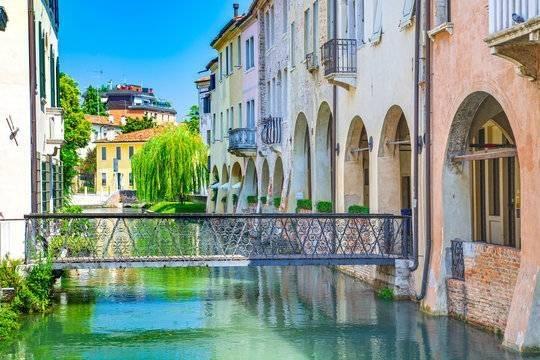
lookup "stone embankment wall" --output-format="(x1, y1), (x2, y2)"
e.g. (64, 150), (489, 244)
(446, 242), (520, 333)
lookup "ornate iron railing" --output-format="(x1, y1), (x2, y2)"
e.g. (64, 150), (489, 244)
(305, 52), (319, 72)
(321, 39), (357, 77)
(451, 240), (465, 280)
(24, 213), (411, 269)
(228, 128), (256, 154)
(261, 116), (282, 145)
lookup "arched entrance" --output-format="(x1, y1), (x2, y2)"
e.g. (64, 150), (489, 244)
(273, 157), (284, 209)
(378, 106), (411, 214)
(209, 166), (220, 213)
(344, 117), (370, 211)
(314, 102), (332, 204)
(444, 92), (520, 248)
(217, 164), (229, 213)
(261, 159), (270, 206)
(241, 159), (258, 212)
(230, 162), (242, 213)
(290, 113), (312, 210)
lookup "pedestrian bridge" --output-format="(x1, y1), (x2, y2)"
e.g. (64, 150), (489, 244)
(24, 213), (412, 270)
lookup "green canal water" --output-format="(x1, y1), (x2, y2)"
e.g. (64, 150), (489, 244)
(1, 266), (537, 359)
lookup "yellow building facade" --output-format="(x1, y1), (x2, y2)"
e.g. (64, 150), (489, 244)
(95, 128), (160, 194)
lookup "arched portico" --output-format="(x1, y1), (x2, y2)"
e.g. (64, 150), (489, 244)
(239, 159), (258, 213)
(261, 159), (270, 206)
(290, 113), (312, 211)
(230, 162), (242, 213)
(377, 106), (412, 215)
(217, 164), (229, 214)
(209, 166), (220, 213)
(344, 116), (370, 211)
(314, 102), (332, 205)
(443, 92), (521, 249)
(273, 157), (284, 209)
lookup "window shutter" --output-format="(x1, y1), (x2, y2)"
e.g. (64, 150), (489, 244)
(56, 58), (60, 107)
(370, 0), (382, 44)
(49, 46), (55, 107)
(38, 22), (46, 100)
(435, 0), (450, 26)
(400, 0), (415, 26)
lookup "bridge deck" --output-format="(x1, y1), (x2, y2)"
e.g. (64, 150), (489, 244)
(46, 255), (399, 270)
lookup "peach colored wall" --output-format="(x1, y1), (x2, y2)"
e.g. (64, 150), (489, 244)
(425, 0), (540, 351)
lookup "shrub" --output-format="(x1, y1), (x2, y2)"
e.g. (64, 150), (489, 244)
(0, 257), (23, 290)
(377, 287), (394, 301)
(232, 194), (239, 205)
(57, 205), (83, 214)
(348, 205), (370, 214)
(296, 199), (312, 212)
(0, 305), (20, 340)
(247, 196), (258, 205)
(48, 235), (96, 258)
(260, 196), (267, 205)
(273, 197), (281, 208)
(12, 260), (55, 314)
(316, 201), (333, 213)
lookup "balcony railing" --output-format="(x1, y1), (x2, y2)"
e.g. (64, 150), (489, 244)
(261, 117), (282, 145)
(305, 52), (319, 72)
(321, 39), (357, 77)
(489, 0), (540, 33)
(228, 128), (257, 156)
(451, 240), (465, 280)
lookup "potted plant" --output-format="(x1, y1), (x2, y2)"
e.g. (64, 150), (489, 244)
(316, 201), (333, 213)
(296, 199), (313, 213)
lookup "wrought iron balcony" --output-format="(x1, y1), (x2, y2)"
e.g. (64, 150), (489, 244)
(261, 117), (282, 146)
(321, 38), (357, 89)
(486, 0), (540, 80)
(305, 52), (319, 72)
(228, 128), (257, 157)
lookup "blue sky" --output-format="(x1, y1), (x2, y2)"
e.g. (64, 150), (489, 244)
(59, 0), (251, 119)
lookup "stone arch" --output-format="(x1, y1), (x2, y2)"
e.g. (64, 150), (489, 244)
(240, 159), (258, 213)
(377, 105), (412, 214)
(290, 112), (312, 210)
(230, 162), (243, 212)
(217, 164), (230, 213)
(314, 102), (333, 205)
(443, 91), (520, 248)
(261, 159), (270, 205)
(344, 116), (370, 211)
(273, 157), (284, 208)
(208, 165), (220, 213)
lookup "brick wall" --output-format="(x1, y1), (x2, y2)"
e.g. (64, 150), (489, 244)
(447, 242), (521, 333)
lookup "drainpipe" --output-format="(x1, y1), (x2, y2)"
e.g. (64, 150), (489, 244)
(411, 0), (432, 302)
(28, 0), (38, 214)
(331, 0), (338, 212)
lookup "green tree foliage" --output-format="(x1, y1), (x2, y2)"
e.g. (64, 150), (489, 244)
(82, 85), (108, 116)
(121, 115), (155, 134)
(79, 148), (96, 188)
(132, 125), (207, 203)
(183, 105), (200, 134)
(59, 74), (91, 194)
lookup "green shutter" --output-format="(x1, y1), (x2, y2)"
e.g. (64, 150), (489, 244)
(56, 58), (60, 107)
(50, 46), (55, 107)
(38, 22), (46, 101)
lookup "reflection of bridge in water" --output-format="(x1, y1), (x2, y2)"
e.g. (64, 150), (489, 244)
(24, 213), (411, 270)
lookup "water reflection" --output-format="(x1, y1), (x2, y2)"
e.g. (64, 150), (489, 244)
(1, 267), (537, 360)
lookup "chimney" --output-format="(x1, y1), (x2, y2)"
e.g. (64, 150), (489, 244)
(233, 3), (239, 18)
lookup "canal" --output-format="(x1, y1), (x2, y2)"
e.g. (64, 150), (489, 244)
(1, 266), (536, 359)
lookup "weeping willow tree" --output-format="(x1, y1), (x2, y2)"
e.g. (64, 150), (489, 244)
(131, 125), (208, 203)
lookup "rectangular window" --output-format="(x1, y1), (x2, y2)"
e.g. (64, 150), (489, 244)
(237, 36), (242, 67)
(283, 0), (288, 33)
(327, 0), (335, 39)
(101, 147), (107, 160)
(225, 46), (230, 75)
(290, 22), (296, 65)
(247, 100), (256, 128)
(226, 109), (230, 133)
(116, 146), (121, 160)
(356, 0), (365, 43)
(220, 112), (224, 138)
(129, 172), (134, 187)
(265, 11), (270, 49)
(212, 114), (216, 142)
(304, 8), (311, 56)
(101, 173), (107, 186)
(270, 6), (275, 45)
(238, 103), (242, 128)
(129, 146), (134, 159)
(231, 107), (235, 129)
(219, 52), (223, 80)
(313, 1), (319, 61)
(489, 159), (501, 216)
(267, 81), (271, 116)
(207, 129), (211, 145)
(203, 96), (211, 113)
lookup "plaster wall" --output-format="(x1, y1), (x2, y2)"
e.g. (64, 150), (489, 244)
(425, 0), (540, 351)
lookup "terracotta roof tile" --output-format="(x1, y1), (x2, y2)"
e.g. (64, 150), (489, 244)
(85, 114), (122, 127)
(95, 127), (167, 143)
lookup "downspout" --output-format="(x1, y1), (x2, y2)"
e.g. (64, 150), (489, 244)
(331, 0), (338, 212)
(28, 0), (38, 214)
(412, 0), (432, 302)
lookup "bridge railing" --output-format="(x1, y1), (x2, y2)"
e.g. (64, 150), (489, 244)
(24, 213), (411, 267)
